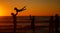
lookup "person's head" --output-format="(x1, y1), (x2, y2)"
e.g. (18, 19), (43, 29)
(11, 13), (14, 15)
(14, 7), (17, 10)
(55, 14), (58, 17)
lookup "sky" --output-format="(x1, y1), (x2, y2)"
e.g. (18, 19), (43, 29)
(0, 0), (60, 16)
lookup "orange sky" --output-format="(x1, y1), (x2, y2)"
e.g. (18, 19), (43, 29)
(0, 0), (60, 16)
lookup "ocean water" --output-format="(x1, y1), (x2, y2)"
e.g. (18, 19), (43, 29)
(0, 16), (60, 33)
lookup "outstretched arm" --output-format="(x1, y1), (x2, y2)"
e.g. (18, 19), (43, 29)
(15, 12), (18, 15)
(18, 6), (26, 12)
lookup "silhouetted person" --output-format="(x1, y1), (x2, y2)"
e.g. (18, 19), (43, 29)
(29, 15), (32, 20)
(11, 6), (26, 33)
(49, 16), (54, 33)
(54, 14), (59, 33)
(31, 16), (35, 33)
(14, 6), (26, 12)
(11, 13), (17, 33)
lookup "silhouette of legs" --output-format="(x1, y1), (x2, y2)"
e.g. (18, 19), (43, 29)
(13, 16), (16, 33)
(11, 13), (17, 33)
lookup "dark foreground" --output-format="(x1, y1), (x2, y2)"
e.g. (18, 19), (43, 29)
(0, 16), (60, 33)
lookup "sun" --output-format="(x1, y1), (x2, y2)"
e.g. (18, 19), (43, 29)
(0, 8), (3, 16)
(0, 6), (6, 16)
(0, 12), (2, 16)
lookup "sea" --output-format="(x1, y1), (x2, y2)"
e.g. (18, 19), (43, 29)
(0, 16), (60, 33)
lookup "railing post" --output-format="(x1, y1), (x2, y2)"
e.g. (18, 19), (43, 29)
(54, 14), (59, 33)
(49, 16), (54, 33)
(30, 16), (35, 33)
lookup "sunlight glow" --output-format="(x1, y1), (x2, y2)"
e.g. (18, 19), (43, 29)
(0, 5), (6, 16)
(0, 7), (3, 16)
